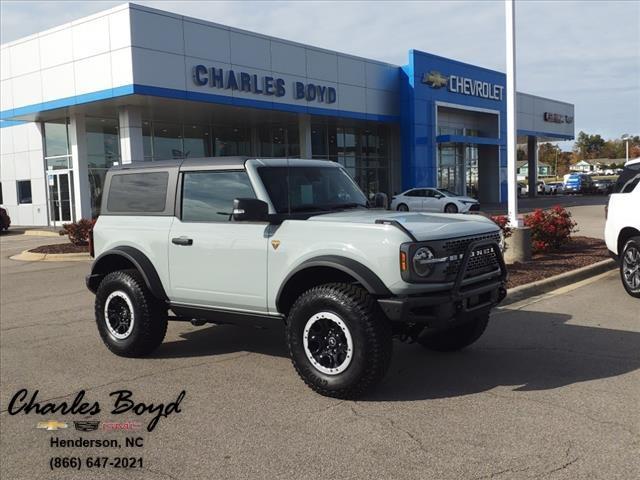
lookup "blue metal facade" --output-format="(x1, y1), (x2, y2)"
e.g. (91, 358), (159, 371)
(400, 50), (509, 200)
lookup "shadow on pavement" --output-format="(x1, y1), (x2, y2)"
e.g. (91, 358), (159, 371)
(369, 309), (640, 401)
(151, 309), (640, 401)
(152, 323), (288, 359)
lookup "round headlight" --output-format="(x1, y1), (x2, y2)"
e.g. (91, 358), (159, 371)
(413, 247), (436, 277)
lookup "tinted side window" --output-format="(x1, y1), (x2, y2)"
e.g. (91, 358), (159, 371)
(182, 171), (255, 222)
(107, 172), (169, 213)
(406, 190), (423, 197)
(614, 164), (640, 194)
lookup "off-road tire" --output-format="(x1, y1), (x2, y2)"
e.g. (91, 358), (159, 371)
(417, 311), (489, 352)
(397, 203), (409, 212)
(95, 269), (167, 357)
(286, 283), (392, 399)
(620, 236), (640, 298)
(444, 203), (459, 214)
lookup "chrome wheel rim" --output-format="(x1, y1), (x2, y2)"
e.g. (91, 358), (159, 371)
(303, 312), (353, 375)
(104, 291), (135, 340)
(622, 246), (640, 291)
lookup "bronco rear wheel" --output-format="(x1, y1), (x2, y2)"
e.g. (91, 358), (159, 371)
(95, 269), (167, 357)
(417, 311), (489, 352)
(285, 283), (392, 399)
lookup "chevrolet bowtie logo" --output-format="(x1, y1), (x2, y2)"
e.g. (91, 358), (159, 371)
(37, 420), (68, 431)
(422, 70), (448, 89)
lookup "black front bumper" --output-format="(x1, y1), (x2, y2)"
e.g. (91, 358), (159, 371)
(378, 240), (507, 327)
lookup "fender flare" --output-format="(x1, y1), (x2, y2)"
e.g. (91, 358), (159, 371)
(88, 246), (168, 301)
(275, 255), (391, 309)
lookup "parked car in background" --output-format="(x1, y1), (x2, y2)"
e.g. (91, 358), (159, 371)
(542, 181), (564, 195)
(593, 178), (616, 195)
(564, 173), (595, 194)
(0, 207), (10, 232)
(390, 188), (479, 213)
(604, 158), (640, 298)
(517, 182), (527, 196)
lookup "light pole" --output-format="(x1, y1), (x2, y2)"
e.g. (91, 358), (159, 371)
(505, 0), (519, 226)
(621, 134), (632, 163)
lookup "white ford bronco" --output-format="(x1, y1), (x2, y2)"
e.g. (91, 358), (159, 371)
(87, 157), (507, 398)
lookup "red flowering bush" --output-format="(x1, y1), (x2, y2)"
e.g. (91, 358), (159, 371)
(491, 215), (513, 239)
(59, 218), (95, 246)
(524, 206), (577, 253)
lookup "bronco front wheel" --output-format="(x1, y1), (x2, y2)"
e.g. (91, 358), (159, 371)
(285, 283), (392, 399)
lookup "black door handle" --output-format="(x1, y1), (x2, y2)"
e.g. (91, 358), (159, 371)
(172, 237), (193, 246)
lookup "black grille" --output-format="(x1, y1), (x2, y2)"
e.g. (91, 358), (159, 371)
(442, 232), (501, 277)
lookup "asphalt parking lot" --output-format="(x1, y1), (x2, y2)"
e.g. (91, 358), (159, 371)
(1, 224), (638, 480)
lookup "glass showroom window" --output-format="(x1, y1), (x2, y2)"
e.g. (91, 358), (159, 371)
(86, 117), (120, 217)
(153, 122), (184, 160)
(311, 122), (391, 198)
(258, 125), (300, 157)
(141, 121), (250, 160)
(17, 180), (32, 204)
(213, 126), (251, 156)
(43, 119), (71, 170)
(183, 124), (212, 158)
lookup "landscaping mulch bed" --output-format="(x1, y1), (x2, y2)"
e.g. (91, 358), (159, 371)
(29, 243), (89, 254)
(507, 236), (610, 289)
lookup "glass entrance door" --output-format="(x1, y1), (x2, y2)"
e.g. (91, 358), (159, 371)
(437, 143), (479, 198)
(437, 143), (465, 195)
(47, 170), (75, 225)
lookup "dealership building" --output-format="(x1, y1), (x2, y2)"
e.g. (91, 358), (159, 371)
(0, 3), (574, 226)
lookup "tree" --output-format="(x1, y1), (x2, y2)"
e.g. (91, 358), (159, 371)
(538, 143), (561, 173)
(573, 131), (606, 159)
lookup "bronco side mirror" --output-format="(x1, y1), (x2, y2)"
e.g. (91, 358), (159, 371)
(232, 198), (269, 222)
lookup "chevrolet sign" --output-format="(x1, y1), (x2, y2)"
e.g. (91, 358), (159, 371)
(421, 71), (504, 101)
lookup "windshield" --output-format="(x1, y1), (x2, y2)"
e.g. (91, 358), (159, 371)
(437, 189), (459, 197)
(258, 165), (368, 214)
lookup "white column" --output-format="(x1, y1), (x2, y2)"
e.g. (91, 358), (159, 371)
(298, 114), (312, 158)
(69, 113), (92, 220)
(118, 105), (145, 164)
(505, 0), (520, 226)
(527, 135), (537, 198)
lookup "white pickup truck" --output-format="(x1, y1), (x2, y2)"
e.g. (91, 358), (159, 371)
(87, 157), (507, 398)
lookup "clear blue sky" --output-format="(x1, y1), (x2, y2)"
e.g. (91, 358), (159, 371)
(2, 1), (639, 150)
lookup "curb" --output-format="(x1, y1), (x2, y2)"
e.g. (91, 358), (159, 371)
(503, 258), (617, 306)
(10, 249), (91, 262)
(23, 230), (60, 238)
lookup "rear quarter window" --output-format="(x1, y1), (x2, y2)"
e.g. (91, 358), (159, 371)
(614, 164), (640, 194)
(107, 172), (169, 213)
